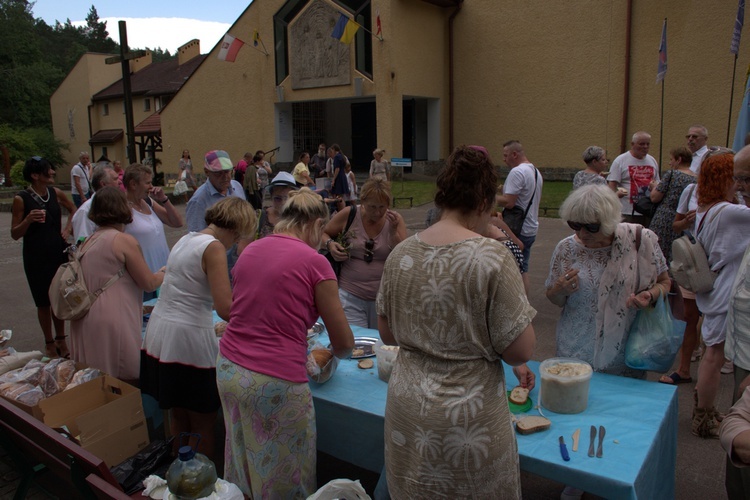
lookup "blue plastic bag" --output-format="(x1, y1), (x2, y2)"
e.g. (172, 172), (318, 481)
(625, 294), (686, 372)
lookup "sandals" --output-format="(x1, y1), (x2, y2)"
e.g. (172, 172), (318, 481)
(45, 339), (58, 358)
(659, 372), (693, 385)
(55, 335), (70, 359)
(45, 336), (70, 359)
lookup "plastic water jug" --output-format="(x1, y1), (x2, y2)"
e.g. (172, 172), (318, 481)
(165, 433), (217, 499)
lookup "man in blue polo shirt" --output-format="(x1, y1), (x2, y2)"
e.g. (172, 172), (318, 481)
(186, 150), (246, 231)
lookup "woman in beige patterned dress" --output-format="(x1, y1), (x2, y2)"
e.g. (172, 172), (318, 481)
(376, 145), (536, 499)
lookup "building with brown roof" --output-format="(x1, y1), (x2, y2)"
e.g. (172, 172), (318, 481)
(158, 0), (750, 177)
(50, 39), (204, 182)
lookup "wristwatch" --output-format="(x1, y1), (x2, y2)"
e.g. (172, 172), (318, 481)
(325, 239), (334, 248)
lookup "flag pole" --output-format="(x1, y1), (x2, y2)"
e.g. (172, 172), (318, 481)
(728, 53), (739, 147)
(659, 78), (665, 174)
(657, 17), (667, 173)
(349, 18), (383, 41)
(730, 0), (746, 146)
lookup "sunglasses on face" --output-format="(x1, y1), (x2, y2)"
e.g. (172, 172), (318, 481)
(567, 221), (601, 233)
(364, 238), (375, 263)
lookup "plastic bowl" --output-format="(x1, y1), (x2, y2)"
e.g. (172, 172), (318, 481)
(539, 357), (593, 414)
(373, 341), (399, 383)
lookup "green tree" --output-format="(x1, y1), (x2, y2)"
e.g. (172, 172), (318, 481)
(149, 47), (176, 63)
(0, 124), (68, 167)
(83, 5), (117, 53)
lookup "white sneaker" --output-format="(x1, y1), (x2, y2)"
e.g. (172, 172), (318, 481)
(721, 359), (734, 374)
(561, 486), (584, 500)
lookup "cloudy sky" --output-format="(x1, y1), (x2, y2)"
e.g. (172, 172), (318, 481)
(32, 1), (253, 53)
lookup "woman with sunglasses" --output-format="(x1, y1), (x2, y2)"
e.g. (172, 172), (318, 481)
(324, 178), (406, 329)
(256, 171), (298, 239)
(545, 184), (671, 378)
(11, 156), (76, 358)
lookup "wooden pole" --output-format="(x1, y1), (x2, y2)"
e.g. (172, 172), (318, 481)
(728, 53), (739, 148)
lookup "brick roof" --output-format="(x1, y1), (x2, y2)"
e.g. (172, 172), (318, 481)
(134, 112), (161, 135)
(88, 129), (124, 144)
(92, 54), (206, 101)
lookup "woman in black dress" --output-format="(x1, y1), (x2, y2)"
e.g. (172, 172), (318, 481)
(10, 157), (76, 358)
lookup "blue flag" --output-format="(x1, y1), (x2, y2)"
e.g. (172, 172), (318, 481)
(331, 13), (359, 44)
(733, 73), (750, 151)
(656, 20), (667, 84)
(732, 0), (745, 55)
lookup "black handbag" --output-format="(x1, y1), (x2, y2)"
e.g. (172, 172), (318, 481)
(633, 196), (658, 218)
(502, 206), (527, 237)
(321, 205), (357, 278)
(502, 167), (538, 237)
(633, 170), (671, 218)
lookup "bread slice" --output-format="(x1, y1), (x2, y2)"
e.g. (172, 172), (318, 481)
(509, 386), (529, 405)
(515, 416), (551, 435)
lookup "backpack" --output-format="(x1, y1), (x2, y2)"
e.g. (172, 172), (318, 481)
(48, 234), (125, 320)
(670, 203), (728, 293)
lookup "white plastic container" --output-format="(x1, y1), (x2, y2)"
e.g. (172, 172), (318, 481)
(373, 341), (399, 383)
(539, 357), (593, 414)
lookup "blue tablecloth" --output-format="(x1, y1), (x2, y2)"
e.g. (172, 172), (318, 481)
(311, 326), (677, 500)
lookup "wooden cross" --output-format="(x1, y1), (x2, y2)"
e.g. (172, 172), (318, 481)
(105, 21), (147, 164)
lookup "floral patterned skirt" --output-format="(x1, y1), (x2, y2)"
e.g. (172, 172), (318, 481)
(216, 353), (316, 499)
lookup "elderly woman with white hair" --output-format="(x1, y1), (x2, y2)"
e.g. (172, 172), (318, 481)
(545, 184), (671, 378)
(573, 146), (609, 189)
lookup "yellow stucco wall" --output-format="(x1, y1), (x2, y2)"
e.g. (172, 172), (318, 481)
(373, 1), (448, 161)
(148, 0), (750, 176)
(453, 0), (750, 169)
(161, 0), (451, 174)
(161, 0), (283, 171)
(49, 53), (121, 180)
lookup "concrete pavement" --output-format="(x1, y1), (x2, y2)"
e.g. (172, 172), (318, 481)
(0, 199), (732, 498)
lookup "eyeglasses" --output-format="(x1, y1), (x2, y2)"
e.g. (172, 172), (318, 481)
(705, 146), (734, 157)
(685, 134), (706, 139)
(364, 239), (375, 263)
(567, 221), (601, 233)
(272, 196), (288, 203)
(735, 176), (750, 184)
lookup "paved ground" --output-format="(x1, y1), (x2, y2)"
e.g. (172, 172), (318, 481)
(0, 194), (734, 498)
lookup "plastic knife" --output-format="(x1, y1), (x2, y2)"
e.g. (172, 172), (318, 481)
(559, 436), (570, 461)
(571, 428), (580, 452)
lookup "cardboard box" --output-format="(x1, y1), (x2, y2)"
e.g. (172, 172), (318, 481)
(3, 375), (149, 466)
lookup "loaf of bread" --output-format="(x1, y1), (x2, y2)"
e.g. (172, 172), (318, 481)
(312, 349), (333, 368)
(515, 416), (551, 435)
(509, 386), (529, 405)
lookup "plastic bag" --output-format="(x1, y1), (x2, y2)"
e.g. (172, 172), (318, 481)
(625, 294), (686, 371)
(307, 479), (371, 500)
(173, 180), (189, 195)
(306, 342), (338, 384)
(111, 437), (174, 494)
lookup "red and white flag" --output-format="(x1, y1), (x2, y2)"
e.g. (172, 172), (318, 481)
(218, 34), (244, 62)
(376, 9), (382, 37)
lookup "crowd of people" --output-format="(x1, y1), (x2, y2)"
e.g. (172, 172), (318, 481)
(9, 128), (750, 498)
